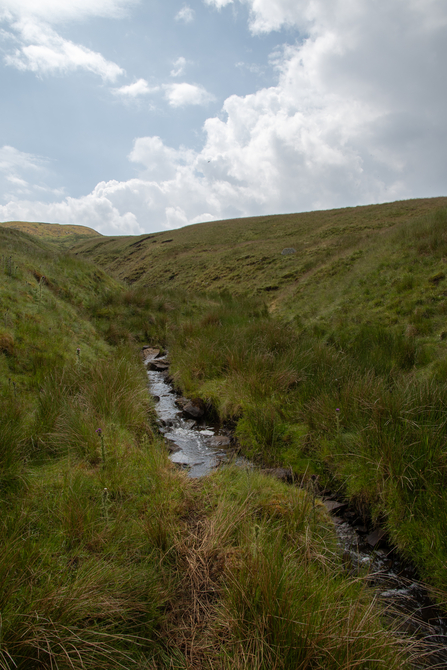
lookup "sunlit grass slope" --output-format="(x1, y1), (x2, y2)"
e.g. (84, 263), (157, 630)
(0, 226), (113, 395)
(0, 219), (101, 248)
(71, 197), (447, 303)
(0, 227), (179, 667)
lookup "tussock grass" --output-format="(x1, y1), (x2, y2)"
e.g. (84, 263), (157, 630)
(162, 468), (411, 669)
(220, 537), (404, 670)
(0, 372), (185, 669)
(3, 205), (447, 666)
(165, 275), (447, 593)
(0, 396), (26, 491)
(85, 286), (175, 346)
(0, 228), (187, 668)
(32, 350), (153, 461)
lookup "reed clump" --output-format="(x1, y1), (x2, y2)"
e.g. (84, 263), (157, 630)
(3, 205), (447, 666)
(162, 467), (412, 669)
(166, 280), (447, 593)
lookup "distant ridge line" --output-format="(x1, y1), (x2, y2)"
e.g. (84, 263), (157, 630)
(0, 220), (102, 239)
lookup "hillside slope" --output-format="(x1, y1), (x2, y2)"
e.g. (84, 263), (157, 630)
(0, 226), (412, 670)
(71, 197), (446, 296)
(1, 219), (101, 248)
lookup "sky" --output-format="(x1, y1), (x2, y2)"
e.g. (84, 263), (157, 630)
(0, 0), (446, 235)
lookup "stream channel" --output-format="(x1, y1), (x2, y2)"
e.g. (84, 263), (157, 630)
(144, 348), (447, 667)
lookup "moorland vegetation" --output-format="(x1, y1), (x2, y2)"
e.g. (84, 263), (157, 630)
(75, 196), (447, 592)
(1, 197), (447, 668)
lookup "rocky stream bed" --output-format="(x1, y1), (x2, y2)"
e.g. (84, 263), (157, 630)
(143, 346), (447, 668)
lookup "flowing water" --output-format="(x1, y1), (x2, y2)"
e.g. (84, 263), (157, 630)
(333, 517), (447, 667)
(145, 351), (241, 478)
(144, 349), (447, 666)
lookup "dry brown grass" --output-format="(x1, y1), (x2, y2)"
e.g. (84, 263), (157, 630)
(0, 332), (14, 356)
(162, 496), (245, 669)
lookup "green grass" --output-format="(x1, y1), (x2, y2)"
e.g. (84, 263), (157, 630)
(70, 197), (447, 300)
(0, 227), (184, 667)
(0, 220), (101, 248)
(75, 201), (447, 595)
(162, 247), (447, 592)
(160, 466), (412, 669)
(3, 203), (447, 666)
(187, 467), (411, 669)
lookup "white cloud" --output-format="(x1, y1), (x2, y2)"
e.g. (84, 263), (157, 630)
(129, 136), (195, 179)
(0, 145), (66, 203)
(170, 56), (187, 77)
(113, 78), (158, 97)
(7, 175), (28, 187)
(204, 0), (317, 33)
(0, 145), (46, 174)
(1, 0), (446, 235)
(0, 194), (142, 234)
(175, 5), (195, 24)
(204, 0), (233, 9)
(0, 0), (137, 24)
(165, 206), (189, 228)
(4, 19), (124, 80)
(164, 82), (216, 107)
(207, 0), (447, 35)
(1, 1), (128, 83)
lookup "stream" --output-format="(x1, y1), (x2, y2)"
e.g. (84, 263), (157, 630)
(144, 348), (241, 478)
(144, 348), (447, 667)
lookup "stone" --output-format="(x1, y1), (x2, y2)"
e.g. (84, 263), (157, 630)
(183, 400), (205, 419)
(149, 360), (169, 372)
(353, 525), (368, 534)
(261, 467), (293, 483)
(281, 248), (296, 255)
(142, 347), (160, 361)
(207, 435), (230, 448)
(164, 441), (181, 454)
(323, 499), (347, 513)
(365, 528), (386, 547)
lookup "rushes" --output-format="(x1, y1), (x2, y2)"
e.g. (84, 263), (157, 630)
(0, 362), (180, 668)
(0, 528), (163, 669)
(3, 211), (447, 667)
(167, 292), (447, 592)
(33, 351), (152, 460)
(0, 397), (26, 491)
(0, 341), (180, 668)
(164, 467), (410, 670)
(221, 535), (406, 670)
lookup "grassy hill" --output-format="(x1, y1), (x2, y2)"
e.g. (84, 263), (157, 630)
(0, 219), (101, 248)
(71, 196), (446, 293)
(4, 198), (447, 663)
(71, 195), (447, 598)
(71, 196), (447, 335)
(132, 198), (447, 599)
(70, 195), (447, 354)
(1, 226), (414, 669)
